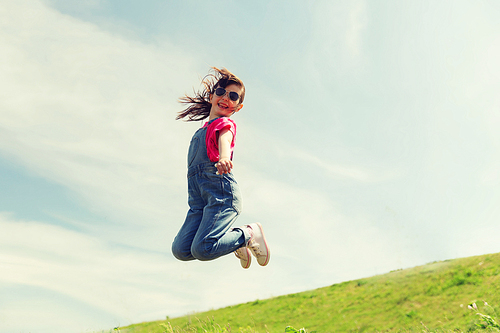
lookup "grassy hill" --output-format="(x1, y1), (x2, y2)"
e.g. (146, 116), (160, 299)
(119, 252), (500, 332)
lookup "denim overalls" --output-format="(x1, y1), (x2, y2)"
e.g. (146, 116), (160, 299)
(172, 118), (248, 261)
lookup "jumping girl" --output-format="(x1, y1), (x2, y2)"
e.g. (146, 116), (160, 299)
(171, 67), (270, 269)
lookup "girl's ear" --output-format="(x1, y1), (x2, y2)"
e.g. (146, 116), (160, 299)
(209, 93), (213, 102)
(235, 103), (243, 113)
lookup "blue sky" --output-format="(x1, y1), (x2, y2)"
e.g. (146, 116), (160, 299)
(1, 1), (499, 332)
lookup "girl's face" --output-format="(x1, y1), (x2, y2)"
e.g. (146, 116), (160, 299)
(208, 83), (244, 120)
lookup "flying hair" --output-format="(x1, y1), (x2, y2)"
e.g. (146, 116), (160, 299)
(176, 67), (245, 121)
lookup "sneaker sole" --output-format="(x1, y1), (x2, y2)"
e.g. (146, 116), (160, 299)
(241, 247), (251, 269)
(235, 247), (251, 269)
(254, 222), (270, 266)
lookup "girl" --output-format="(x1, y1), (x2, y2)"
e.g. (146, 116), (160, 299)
(171, 67), (270, 269)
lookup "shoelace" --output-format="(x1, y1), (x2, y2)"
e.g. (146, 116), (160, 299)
(246, 227), (265, 256)
(249, 242), (264, 256)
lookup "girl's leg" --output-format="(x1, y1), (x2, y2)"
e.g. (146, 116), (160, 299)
(190, 173), (248, 261)
(191, 204), (246, 261)
(171, 176), (205, 261)
(171, 207), (203, 261)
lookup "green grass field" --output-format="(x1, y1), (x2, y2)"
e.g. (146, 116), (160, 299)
(118, 252), (500, 333)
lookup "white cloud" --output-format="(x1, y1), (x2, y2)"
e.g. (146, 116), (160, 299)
(345, 1), (367, 58)
(0, 214), (177, 332)
(306, 0), (368, 77)
(291, 148), (391, 182)
(42, 0), (103, 13)
(0, 0), (201, 230)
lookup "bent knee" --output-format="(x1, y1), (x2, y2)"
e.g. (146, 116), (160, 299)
(191, 243), (218, 261)
(172, 244), (195, 261)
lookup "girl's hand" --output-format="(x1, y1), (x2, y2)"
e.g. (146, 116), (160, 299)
(216, 158), (233, 174)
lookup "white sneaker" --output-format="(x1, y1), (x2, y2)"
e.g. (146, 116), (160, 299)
(246, 223), (270, 266)
(234, 246), (251, 269)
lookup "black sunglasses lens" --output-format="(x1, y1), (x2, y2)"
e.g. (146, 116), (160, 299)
(215, 87), (239, 101)
(229, 92), (239, 101)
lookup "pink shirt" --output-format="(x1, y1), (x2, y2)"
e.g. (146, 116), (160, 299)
(203, 117), (237, 162)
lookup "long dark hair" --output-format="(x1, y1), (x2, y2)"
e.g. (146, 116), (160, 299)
(176, 67), (245, 121)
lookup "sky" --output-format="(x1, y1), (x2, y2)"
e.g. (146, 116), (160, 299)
(1, 0), (499, 332)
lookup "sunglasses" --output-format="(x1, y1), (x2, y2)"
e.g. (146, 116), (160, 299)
(214, 87), (240, 102)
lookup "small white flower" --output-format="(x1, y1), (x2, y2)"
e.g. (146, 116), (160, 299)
(469, 303), (478, 310)
(484, 301), (489, 306)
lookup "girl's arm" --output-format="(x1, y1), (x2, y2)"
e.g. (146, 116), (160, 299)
(215, 128), (234, 174)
